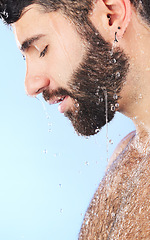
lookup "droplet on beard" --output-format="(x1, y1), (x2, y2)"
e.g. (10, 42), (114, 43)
(116, 71), (120, 78)
(113, 93), (118, 100)
(95, 128), (100, 133)
(111, 104), (115, 111)
(74, 102), (79, 108)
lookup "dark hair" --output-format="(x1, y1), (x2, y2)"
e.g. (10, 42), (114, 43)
(0, 0), (93, 25)
(130, 0), (150, 25)
(0, 0), (150, 26)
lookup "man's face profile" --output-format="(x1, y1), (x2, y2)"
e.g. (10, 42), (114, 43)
(13, 4), (129, 136)
(2, 0), (150, 239)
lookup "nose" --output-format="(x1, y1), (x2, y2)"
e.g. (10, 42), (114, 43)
(25, 63), (50, 97)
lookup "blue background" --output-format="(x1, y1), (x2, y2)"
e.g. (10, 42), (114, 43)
(0, 22), (135, 240)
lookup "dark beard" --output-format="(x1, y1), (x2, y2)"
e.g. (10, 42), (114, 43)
(43, 20), (129, 136)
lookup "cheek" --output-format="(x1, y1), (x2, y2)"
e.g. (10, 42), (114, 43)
(44, 45), (76, 87)
(60, 35), (86, 74)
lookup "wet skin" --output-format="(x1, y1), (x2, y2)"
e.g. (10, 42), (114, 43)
(12, 2), (150, 240)
(79, 131), (150, 239)
(13, 4), (129, 136)
(13, 5), (87, 113)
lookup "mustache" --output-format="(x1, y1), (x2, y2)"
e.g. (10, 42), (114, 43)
(42, 88), (74, 102)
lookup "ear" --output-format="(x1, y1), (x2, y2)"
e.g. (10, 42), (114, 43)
(89, 0), (132, 42)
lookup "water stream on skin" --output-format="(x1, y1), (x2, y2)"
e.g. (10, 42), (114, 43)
(103, 89), (109, 162)
(100, 40), (118, 162)
(36, 96), (52, 133)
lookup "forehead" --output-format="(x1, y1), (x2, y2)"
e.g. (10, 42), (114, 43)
(12, 4), (74, 47)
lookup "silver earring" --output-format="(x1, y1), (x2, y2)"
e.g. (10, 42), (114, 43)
(114, 27), (121, 43)
(114, 32), (118, 43)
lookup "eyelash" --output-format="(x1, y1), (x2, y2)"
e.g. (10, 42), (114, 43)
(40, 45), (49, 58)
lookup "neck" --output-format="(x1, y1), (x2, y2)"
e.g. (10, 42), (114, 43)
(118, 9), (150, 136)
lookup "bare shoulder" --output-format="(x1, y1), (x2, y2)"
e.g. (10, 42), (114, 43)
(107, 130), (136, 170)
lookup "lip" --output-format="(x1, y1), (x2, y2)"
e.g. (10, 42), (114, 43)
(47, 95), (71, 113)
(58, 96), (70, 113)
(47, 96), (66, 105)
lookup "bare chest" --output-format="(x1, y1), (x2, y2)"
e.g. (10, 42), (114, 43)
(79, 147), (150, 239)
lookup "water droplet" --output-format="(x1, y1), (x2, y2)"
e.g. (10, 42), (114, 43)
(74, 102), (79, 108)
(95, 32), (99, 36)
(36, 97), (52, 133)
(139, 93), (143, 99)
(97, 41), (100, 45)
(100, 97), (104, 102)
(109, 139), (113, 144)
(85, 220), (89, 225)
(116, 71), (120, 78)
(113, 58), (117, 63)
(139, 208), (142, 214)
(95, 128), (100, 133)
(113, 93), (118, 100)
(43, 149), (48, 154)
(60, 208), (63, 213)
(85, 161), (89, 166)
(115, 103), (119, 108)
(111, 104), (115, 111)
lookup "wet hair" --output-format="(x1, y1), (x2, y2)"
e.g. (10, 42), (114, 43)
(0, 0), (93, 25)
(130, 0), (150, 25)
(0, 0), (150, 26)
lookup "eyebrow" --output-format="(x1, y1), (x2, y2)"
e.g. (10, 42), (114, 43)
(20, 34), (46, 52)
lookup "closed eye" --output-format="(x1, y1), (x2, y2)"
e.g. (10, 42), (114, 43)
(40, 45), (49, 58)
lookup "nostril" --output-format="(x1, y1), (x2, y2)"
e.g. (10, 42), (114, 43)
(35, 87), (44, 94)
(35, 86), (49, 95)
